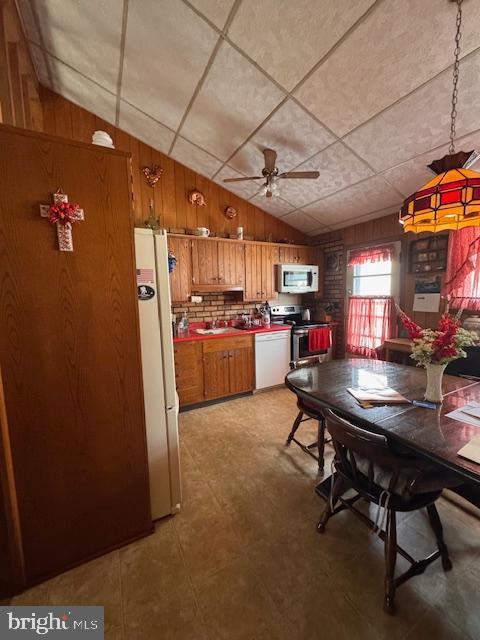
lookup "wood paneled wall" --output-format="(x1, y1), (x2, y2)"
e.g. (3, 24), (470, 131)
(0, 0), (43, 131)
(40, 89), (309, 243)
(313, 212), (449, 335)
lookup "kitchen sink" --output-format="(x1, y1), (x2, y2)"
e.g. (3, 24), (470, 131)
(195, 327), (241, 335)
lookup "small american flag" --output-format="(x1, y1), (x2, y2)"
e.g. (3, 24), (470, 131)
(136, 268), (154, 284)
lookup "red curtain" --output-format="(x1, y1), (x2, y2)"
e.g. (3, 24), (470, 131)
(346, 297), (394, 358)
(347, 244), (395, 267)
(443, 227), (480, 311)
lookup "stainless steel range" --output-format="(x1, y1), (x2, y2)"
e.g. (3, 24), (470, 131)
(270, 305), (333, 365)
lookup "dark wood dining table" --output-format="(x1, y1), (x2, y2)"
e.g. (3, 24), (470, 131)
(285, 359), (480, 498)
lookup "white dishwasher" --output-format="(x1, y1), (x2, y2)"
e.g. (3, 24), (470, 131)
(255, 330), (291, 390)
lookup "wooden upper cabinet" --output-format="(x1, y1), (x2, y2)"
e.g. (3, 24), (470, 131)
(262, 245), (279, 300)
(217, 241), (244, 287)
(279, 245), (313, 264)
(191, 238), (218, 287)
(244, 244), (278, 301)
(190, 238), (244, 291)
(244, 243), (263, 300)
(168, 236), (191, 302)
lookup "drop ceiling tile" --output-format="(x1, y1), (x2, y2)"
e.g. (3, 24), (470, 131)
(382, 130), (480, 197)
(276, 142), (373, 208)
(228, 99), (335, 175)
(214, 166), (263, 199)
(189, 0), (235, 29)
(25, 0), (123, 93)
(122, 0), (218, 131)
(343, 50), (480, 172)
(119, 101), (175, 153)
(249, 195), (295, 217)
(302, 176), (401, 227)
(228, 0), (374, 91)
(281, 211), (326, 235)
(181, 41), (285, 160)
(295, 0), (480, 137)
(171, 137), (223, 178)
(48, 57), (117, 124)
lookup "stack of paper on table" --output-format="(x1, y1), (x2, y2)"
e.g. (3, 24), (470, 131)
(446, 402), (480, 428)
(347, 387), (411, 405)
(458, 435), (480, 464)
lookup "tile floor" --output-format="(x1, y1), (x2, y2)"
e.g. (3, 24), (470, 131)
(11, 388), (480, 639)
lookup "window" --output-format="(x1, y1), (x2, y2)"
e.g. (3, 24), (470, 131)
(346, 241), (401, 301)
(352, 260), (393, 296)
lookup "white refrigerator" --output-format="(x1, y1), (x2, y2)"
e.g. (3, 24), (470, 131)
(134, 228), (181, 520)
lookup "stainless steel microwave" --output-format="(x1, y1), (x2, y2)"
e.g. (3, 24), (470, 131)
(276, 264), (319, 293)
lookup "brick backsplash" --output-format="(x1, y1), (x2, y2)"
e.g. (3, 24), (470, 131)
(172, 293), (259, 323)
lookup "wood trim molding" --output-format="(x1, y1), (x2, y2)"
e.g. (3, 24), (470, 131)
(167, 232), (314, 249)
(0, 364), (25, 592)
(0, 121), (131, 157)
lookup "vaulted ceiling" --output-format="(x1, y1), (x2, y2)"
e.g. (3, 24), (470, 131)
(16, 0), (480, 235)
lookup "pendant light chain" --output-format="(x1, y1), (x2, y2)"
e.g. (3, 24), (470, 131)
(449, 0), (463, 154)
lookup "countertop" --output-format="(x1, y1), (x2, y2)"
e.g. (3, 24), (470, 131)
(173, 322), (291, 343)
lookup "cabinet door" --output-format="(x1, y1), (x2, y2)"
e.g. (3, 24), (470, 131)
(279, 246), (294, 263)
(244, 243), (263, 300)
(262, 245), (279, 300)
(191, 239), (218, 286)
(296, 247), (310, 265)
(173, 341), (204, 406)
(203, 351), (231, 399)
(218, 241), (244, 287)
(228, 348), (254, 395)
(168, 237), (191, 302)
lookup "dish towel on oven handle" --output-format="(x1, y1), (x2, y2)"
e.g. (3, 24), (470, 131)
(308, 327), (331, 352)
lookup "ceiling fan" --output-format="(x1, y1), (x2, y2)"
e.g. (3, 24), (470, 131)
(222, 149), (320, 198)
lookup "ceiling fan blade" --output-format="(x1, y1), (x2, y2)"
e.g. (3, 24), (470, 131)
(263, 148), (277, 171)
(223, 176), (263, 183)
(279, 171), (320, 179)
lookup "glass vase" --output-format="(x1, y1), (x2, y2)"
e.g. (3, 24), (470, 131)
(424, 363), (447, 404)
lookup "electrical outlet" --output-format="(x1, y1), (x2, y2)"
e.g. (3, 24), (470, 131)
(190, 295), (202, 304)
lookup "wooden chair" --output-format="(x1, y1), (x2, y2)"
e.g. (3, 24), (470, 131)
(318, 409), (462, 614)
(286, 358), (329, 472)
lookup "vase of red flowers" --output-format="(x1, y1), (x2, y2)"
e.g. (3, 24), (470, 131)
(398, 309), (478, 403)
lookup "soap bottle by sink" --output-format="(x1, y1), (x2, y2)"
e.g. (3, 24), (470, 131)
(178, 311), (189, 335)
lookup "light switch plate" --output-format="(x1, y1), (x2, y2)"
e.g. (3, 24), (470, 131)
(191, 295), (202, 304)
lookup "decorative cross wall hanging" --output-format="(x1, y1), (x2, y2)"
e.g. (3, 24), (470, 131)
(40, 188), (84, 251)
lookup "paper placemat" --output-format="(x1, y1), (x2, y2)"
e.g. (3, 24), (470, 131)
(445, 402), (480, 428)
(458, 435), (480, 464)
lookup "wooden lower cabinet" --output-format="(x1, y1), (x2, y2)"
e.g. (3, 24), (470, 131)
(203, 350), (231, 400)
(173, 341), (204, 405)
(229, 346), (254, 395)
(174, 336), (254, 407)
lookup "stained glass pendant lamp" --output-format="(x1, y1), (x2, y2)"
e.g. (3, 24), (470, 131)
(399, 0), (480, 233)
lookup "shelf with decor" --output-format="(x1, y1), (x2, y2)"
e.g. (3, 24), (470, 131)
(408, 235), (448, 274)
